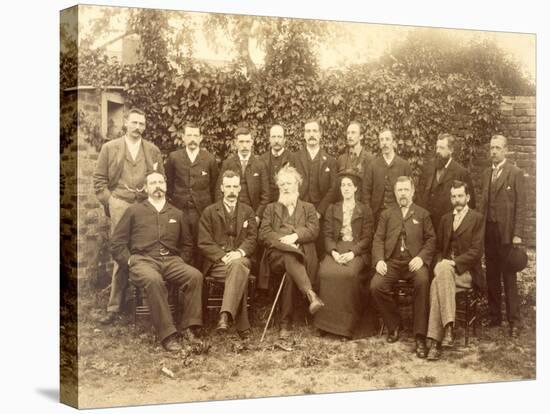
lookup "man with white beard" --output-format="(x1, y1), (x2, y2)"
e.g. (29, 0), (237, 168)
(259, 165), (324, 339)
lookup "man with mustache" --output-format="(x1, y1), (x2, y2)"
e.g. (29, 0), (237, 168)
(290, 119), (338, 220)
(479, 135), (526, 338)
(165, 123), (219, 267)
(417, 133), (476, 232)
(370, 176), (436, 358)
(198, 170), (258, 338)
(259, 124), (292, 203)
(110, 171), (203, 352)
(93, 108), (164, 325)
(259, 165), (324, 339)
(362, 129), (412, 225)
(337, 121), (374, 174)
(426, 181), (485, 360)
(216, 127), (270, 224)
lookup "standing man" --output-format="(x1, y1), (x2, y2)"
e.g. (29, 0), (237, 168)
(362, 129), (412, 225)
(259, 124), (292, 203)
(337, 121), (374, 174)
(110, 171), (203, 352)
(259, 165), (324, 339)
(417, 133), (476, 232)
(291, 119), (338, 220)
(93, 108), (164, 325)
(198, 170), (258, 338)
(370, 176), (436, 358)
(479, 135), (526, 337)
(165, 123), (219, 267)
(216, 127), (270, 223)
(426, 181), (485, 360)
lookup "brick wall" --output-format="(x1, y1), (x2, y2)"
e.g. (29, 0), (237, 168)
(61, 95), (536, 284)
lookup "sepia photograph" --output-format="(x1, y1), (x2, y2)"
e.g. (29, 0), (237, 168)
(59, 2), (536, 409)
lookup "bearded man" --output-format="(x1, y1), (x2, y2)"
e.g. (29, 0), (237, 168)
(259, 164), (324, 339)
(417, 133), (476, 232)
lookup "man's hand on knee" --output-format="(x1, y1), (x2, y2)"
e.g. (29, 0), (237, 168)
(376, 260), (388, 276)
(408, 257), (424, 272)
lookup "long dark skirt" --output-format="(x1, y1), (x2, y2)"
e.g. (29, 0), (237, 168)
(314, 241), (366, 338)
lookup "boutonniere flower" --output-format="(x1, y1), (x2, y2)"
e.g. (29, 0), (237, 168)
(243, 220), (249, 228)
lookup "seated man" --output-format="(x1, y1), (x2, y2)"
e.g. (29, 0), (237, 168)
(426, 180), (485, 360)
(198, 170), (257, 339)
(370, 176), (436, 358)
(110, 171), (203, 352)
(259, 164), (324, 339)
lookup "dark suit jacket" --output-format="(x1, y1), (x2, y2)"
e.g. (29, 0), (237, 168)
(436, 208), (485, 290)
(259, 149), (292, 202)
(478, 160), (526, 243)
(216, 154), (270, 218)
(110, 200), (193, 266)
(417, 159), (476, 230)
(372, 203), (436, 267)
(290, 148), (338, 216)
(93, 136), (164, 216)
(258, 200), (320, 290)
(362, 155), (412, 217)
(323, 202), (374, 266)
(337, 147), (374, 175)
(165, 148), (219, 212)
(197, 201), (258, 274)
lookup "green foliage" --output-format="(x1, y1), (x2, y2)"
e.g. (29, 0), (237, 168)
(381, 29), (535, 96)
(61, 13), (504, 176)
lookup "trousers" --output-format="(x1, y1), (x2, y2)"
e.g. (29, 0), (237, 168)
(129, 254), (203, 342)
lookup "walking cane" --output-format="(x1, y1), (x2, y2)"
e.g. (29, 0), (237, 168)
(260, 273), (286, 343)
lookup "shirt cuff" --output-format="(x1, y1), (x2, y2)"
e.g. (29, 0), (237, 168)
(238, 249), (246, 257)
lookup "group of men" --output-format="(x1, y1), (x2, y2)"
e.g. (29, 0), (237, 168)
(93, 108), (526, 359)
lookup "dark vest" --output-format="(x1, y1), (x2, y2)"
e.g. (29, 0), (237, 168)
(383, 169), (395, 211)
(280, 206), (297, 235)
(222, 204), (238, 251)
(391, 212), (410, 259)
(305, 154), (322, 206)
(488, 175), (499, 222)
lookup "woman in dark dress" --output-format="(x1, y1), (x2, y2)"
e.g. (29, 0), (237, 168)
(314, 170), (374, 338)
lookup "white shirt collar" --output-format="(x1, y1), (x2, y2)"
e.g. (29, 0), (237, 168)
(383, 152), (395, 166)
(186, 147), (199, 162)
(223, 199), (237, 212)
(148, 197), (166, 212)
(307, 146), (320, 160)
(492, 159), (506, 170)
(453, 205), (469, 217)
(238, 153), (251, 162)
(272, 148), (285, 157)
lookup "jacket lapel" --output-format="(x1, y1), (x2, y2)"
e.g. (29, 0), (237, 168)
(295, 199), (305, 225)
(235, 202), (247, 239)
(493, 160), (511, 195)
(215, 201), (226, 227)
(425, 163), (436, 191)
(453, 208), (473, 237)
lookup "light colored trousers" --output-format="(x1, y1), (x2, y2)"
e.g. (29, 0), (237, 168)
(107, 196), (132, 312)
(427, 260), (472, 342)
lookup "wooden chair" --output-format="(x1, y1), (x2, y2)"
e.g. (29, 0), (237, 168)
(202, 274), (257, 325)
(455, 288), (481, 346)
(127, 282), (179, 328)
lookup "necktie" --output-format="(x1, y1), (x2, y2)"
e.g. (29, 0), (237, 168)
(453, 213), (460, 231)
(492, 166), (501, 183)
(436, 168), (444, 182)
(241, 159), (248, 175)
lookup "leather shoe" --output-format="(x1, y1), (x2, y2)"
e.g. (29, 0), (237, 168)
(509, 326), (520, 338)
(216, 312), (230, 331)
(306, 290), (325, 315)
(98, 312), (118, 325)
(161, 335), (182, 352)
(427, 343), (442, 361)
(279, 322), (291, 339)
(386, 326), (400, 343)
(415, 337), (428, 358)
(441, 324), (454, 348)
